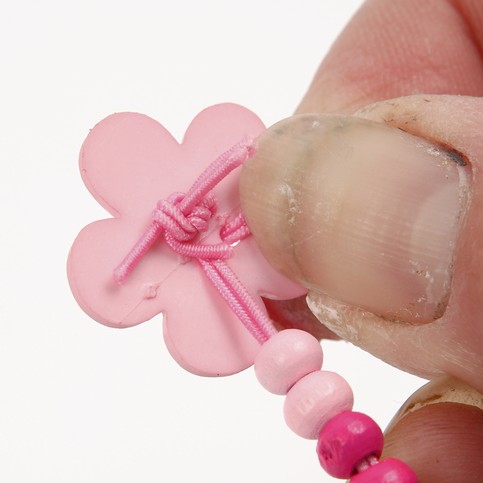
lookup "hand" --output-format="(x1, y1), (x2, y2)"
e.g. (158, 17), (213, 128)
(240, 1), (483, 481)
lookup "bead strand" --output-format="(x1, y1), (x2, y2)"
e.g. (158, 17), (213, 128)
(254, 329), (418, 482)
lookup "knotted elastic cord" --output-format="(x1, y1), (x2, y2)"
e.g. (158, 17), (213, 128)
(113, 139), (276, 344)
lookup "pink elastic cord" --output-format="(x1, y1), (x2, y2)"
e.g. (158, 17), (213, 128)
(113, 138), (276, 344)
(199, 259), (276, 342)
(355, 455), (380, 474)
(220, 212), (251, 245)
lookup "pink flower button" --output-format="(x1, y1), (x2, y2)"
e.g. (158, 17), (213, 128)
(67, 103), (305, 376)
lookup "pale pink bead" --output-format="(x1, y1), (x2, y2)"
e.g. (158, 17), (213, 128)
(284, 371), (354, 439)
(254, 329), (323, 395)
(349, 458), (418, 482)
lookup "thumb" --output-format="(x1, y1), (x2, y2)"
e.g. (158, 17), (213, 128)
(240, 95), (483, 392)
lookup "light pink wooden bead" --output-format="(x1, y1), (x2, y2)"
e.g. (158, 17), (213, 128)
(254, 329), (323, 395)
(284, 370), (354, 439)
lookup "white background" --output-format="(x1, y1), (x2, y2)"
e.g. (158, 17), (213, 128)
(0, 1), (425, 482)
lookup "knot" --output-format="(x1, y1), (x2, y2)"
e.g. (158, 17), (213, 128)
(113, 138), (255, 285)
(111, 136), (276, 345)
(152, 192), (233, 261)
(153, 192), (216, 243)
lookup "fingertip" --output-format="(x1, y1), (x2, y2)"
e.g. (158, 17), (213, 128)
(384, 402), (483, 482)
(242, 113), (467, 324)
(383, 377), (483, 482)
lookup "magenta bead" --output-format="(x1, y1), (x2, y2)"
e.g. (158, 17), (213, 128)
(284, 371), (353, 439)
(254, 329), (323, 395)
(316, 411), (384, 478)
(350, 458), (418, 482)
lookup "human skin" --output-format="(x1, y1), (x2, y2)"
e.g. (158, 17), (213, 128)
(240, 0), (483, 481)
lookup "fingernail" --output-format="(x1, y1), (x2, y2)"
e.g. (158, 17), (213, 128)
(240, 115), (470, 323)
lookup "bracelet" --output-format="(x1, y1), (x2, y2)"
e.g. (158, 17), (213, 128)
(68, 103), (418, 482)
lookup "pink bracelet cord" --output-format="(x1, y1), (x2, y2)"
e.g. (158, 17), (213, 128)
(355, 454), (379, 474)
(113, 138), (276, 344)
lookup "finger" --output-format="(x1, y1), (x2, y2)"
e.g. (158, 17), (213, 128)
(240, 95), (483, 391)
(262, 297), (339, 340)
(248, 0), (483, 376)
(298, 0), (483, 114)
(270, 0), (483, 335)
(382, 377), (483, 482)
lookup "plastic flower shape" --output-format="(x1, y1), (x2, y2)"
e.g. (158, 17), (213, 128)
(67, 103), (305, 376)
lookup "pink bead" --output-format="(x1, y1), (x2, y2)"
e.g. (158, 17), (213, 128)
(284, 371), (353, 439)
(350, 458), (418, 482)
(255, 329), (323, 395)
(316, 411), (384, 478)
